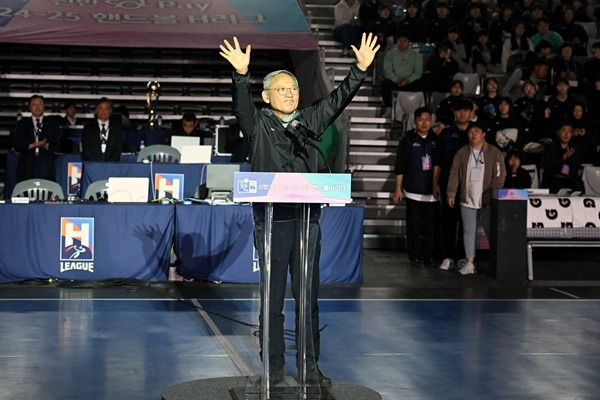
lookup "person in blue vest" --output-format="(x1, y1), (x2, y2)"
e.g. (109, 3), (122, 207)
(219, 33), (379, 387)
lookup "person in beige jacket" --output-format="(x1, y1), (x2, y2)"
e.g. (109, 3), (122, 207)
(446, 122), (506, 274)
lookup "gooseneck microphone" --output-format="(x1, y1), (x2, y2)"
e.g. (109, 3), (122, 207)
(290, 120), (322, 142)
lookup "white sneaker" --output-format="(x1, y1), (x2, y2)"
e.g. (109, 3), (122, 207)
(458, 261), (476, 275)
(439, 258), (454, 270)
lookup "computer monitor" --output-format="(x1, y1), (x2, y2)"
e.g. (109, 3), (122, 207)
(206, 164), (240, 202)
(107, 177), (149, 203)
(170, 136), (200, 154)
(180, 145), (212, 164)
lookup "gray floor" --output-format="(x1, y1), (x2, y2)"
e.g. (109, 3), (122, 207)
(0, 248), (599, 400)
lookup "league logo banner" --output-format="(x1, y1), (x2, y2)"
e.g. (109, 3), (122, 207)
(60, 217), (95, 273)
(67, 162), (82, 200)
(155, 173), (184, 200)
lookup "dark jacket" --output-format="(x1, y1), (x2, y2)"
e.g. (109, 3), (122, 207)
(81, 120), (123, 162)
(395, 129), (438, 195)
(12, 116), (60, 182)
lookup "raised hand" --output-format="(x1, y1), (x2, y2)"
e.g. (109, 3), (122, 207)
(351, 32), (380, 72)
(219, 37), (251, 75)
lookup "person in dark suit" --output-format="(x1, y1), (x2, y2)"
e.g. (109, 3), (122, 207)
(81, 97), (123, 161)
(12, 95), (60, 182)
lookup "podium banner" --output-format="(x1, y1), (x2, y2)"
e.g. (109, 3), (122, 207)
(233, 172), (351, 204)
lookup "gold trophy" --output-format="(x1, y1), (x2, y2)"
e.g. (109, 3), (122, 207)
(146, 81), (161, 129)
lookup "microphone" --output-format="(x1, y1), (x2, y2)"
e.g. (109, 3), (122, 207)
(290, 120), (322, 142)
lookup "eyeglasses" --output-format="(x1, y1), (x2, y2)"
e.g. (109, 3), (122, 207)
(267, 87), (300, 95)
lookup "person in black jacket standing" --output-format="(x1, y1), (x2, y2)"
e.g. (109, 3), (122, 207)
(81, 97), (123, 162)
(12, 95), (60, 182)
(219, 33), (379, 387)
(393, 107), (439, 266)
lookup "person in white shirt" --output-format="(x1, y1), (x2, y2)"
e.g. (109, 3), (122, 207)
(333, 0), (362, 57)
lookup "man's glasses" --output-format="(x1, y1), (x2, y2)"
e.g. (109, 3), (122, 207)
(267, 87), (300, 95)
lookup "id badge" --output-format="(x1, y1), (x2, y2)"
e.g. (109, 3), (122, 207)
(470, 166), (482, 182)
(561, 164), (570, 175)
(422, 155), (432, 171)
(101, 143), (107, 154)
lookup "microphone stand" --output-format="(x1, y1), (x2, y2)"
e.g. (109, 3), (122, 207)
(300, 137), (332, 174)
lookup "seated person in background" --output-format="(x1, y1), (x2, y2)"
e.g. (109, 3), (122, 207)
(359, 0), (383, 30)
(169, 112), (202, 144)
(490, 3), (516, 49)
(447, 27), (472, 73)
(471, 30), (503, 76)
(365, 4), (397, 50)
(556, 6), (589, 57)
(477, 77), (501, 122)
(584, 42), (600, 94)
(487, 96), (524, 153)
(381, 31), (423, 117)
(82, 97), (123, 162)
(503, 149), (532, 188)
(61, 101), (80, 127)
(317, 124), (340, 172)
(546, 78), (576, 132)
(434, 115), (454, 135)
(459, 1), (488, 59)
(436, 80), (465, 121)
(587, 75), (600, 125)
(501, 20), (533, 73)
(530, 17), (564, 55)
(429, 2), (457, 45)
(12, 95), (61, 182)
(541, 120), (583, 193)
(333, 0), (362, 57)
(550, 42), (584, 95)
(422, 40), (459, 93)
(114, 105), (137, 130)
(397, 1), (430, 44)
(568, 101), (599, 165)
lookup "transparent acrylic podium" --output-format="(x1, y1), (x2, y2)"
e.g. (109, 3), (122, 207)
(230, 172), (351, 400)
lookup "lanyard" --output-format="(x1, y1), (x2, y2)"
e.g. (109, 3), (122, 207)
(470, 146), (483, 165)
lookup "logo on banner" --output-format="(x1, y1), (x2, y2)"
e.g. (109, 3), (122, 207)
(155, 173), (184, 200)
(252, 247), (260, 273)
(238, 178), (257, 193)
(60, 217), (94, 273)
(67, 162), (82, 199)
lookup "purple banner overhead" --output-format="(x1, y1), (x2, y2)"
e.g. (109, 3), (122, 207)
(0, 0), (318, 50)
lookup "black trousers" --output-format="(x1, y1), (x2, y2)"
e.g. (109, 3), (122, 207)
(405, 198), (438, 261)
(439, 193), (464, 261)
(253, 209), (321, 371)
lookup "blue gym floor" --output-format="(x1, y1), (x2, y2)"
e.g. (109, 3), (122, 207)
(1, 248), (599, 400)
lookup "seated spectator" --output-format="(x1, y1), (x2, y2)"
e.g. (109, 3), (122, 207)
(488, 97), (524, 153)
(545, 0), (564, 26)
(422, 40), (459, 93)
(556, 6), (589, 57)
(435, 115), (454, 135)
(471, 30), (503, 76)
(524, 3), (545, 38)
(504, 56), (550, 101)
(522, 39), (555, 74)
(477, 77), (501, 121)
(82, 97), (123, 162)
(572, 0), (594, 22)
(546, 78), (576, 132)
(459, 1), (488, 58)
(501, 20), (534, 73)
(530, 17), (564, 55)
(397, 1), (430, 44)
(436, 80), (465, 121)
(359, 0), (383, 30)
(169, 112), (202, 143)
(583, 42), (600, 93)
(550, 42), (584, 95)
(503, 149), (532, 188)
(568, 101), (599, 165)
(12, 95), (61, 182)
(447, 27), (472, 73)
(587, 75), (600, 124)
(365, 5), (397, 50)
(429, 2), (458, 45)
(381, 31), (423, 117)
(541, 121), (583, 193)
(513, 80), (546, 143)
(333, 0), (362, 57)
(490, 3), (516, 49)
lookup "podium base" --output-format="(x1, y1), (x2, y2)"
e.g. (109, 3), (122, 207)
(161, 376), (382, 400)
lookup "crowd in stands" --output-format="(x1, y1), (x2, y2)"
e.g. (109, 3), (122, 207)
(334, 0), (600, 197)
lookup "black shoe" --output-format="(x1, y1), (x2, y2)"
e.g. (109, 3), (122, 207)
(421, 258), (434, 267)
(259, 367), (285, 387)
(409, 259), (421, 267)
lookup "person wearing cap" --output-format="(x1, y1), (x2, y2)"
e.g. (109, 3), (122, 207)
(433, 97), (473, 271)
(398, 1), (430, 44)
(381, 30), (423, 117)
(531, 16), (564, 55)
(503, 149), (532, 188)
(541, 120), (583, 193)
(446, 121), (506, 275)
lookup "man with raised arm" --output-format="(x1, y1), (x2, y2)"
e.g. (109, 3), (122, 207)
(219, 33), (378, 387)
